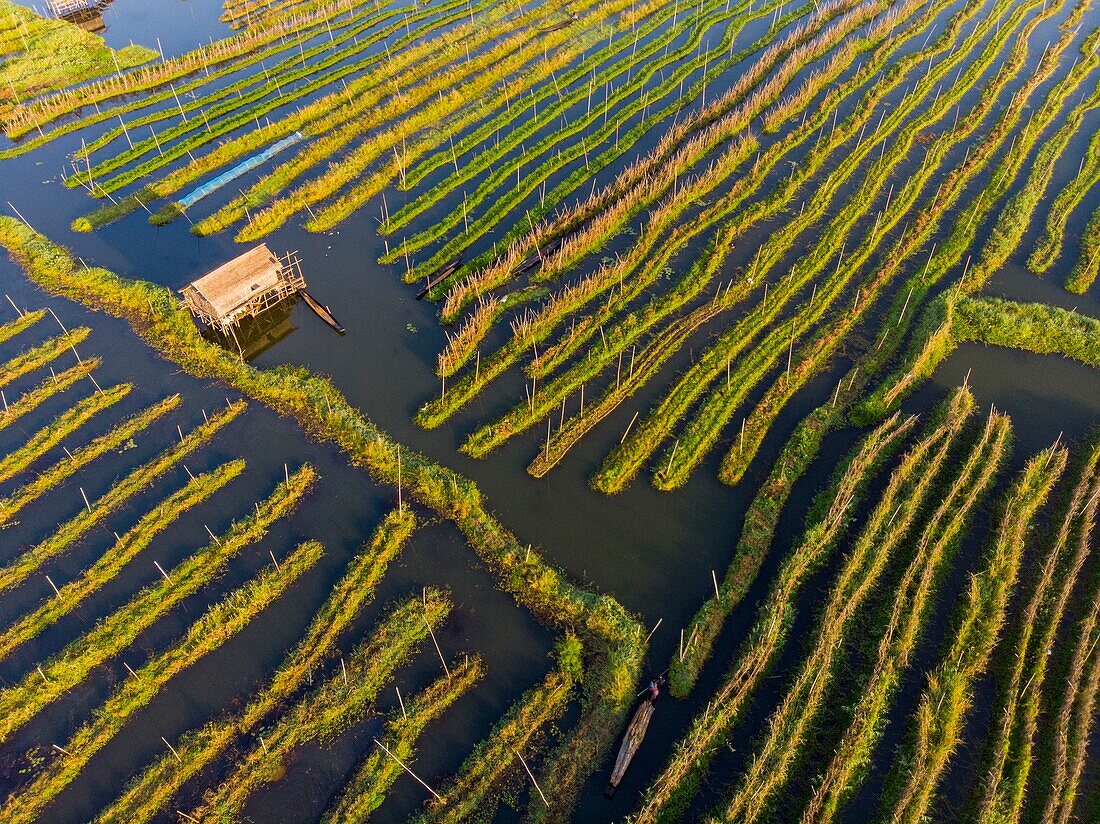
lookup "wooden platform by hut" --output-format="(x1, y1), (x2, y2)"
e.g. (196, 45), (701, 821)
(181, 244), (305, 337)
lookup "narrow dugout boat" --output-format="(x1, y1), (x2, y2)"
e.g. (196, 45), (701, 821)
(605, 679), (662, 798)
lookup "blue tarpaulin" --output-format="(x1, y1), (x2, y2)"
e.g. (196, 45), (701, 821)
(177, 131), (305, 209)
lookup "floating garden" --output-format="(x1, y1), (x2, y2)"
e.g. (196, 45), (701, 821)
(0, 0), (1099, 817)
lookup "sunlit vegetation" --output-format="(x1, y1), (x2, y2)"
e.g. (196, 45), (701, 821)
(3, 0), (378, 138)
(0, 393), (183, 527)
(0, 380), (129, 485)
(969, 438), (1100, 823)
(0, 326), (90, 389)
(0, 358), (100, 433)
(1028, 127), (1100, 275)
(636, 387), (975, 822)
(417, 0), (1080, 497)
(0, 463), (315, 746)
(0, 216), (645, 819)
(1066, 202), (1100, 294)
(668, 410), (917, 697)
(98, 506), (419, 823)
(880, 444), (1067, 823)
(3, 0), (1100, 812)
(0, 399), (244, 594)
(0, 0), (153, 102)
(193, 591), (459, 820)
(1, 539), (322, 824)
(322, 655), (485, 821)
(0, 460), (245, 663)
(0, 307), (44, 345)
(861, 25), (1100, 417)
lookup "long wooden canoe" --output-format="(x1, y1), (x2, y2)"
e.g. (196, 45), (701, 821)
(605, 693), (657, 798)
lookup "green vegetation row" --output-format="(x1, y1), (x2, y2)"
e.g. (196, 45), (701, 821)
(74, 0), (530, 229)
(1066, 201), (1100, 294)
(418, 651), (578, 822)
(666, 0), (1089, 694)
(0, 460), (245, 663)
(668, 411), (916, 697)
(519, 0), (986, 481)
(75, 0), (495, 187)
(714, 0), (1075, 485)
(369, 0), (794, 258)
(861, 36), (1100, 416)
(0, 0), (153, 103)
(0, 393), (183, 528)
(654, 0), (1080, 688)
(634, 387), (975, 823)
(0, 399), (244, 596)
(1032, 477), (1100, 824)
(445, 0), (998, 427)
(194, 590), (456, 820)
(7, 0), (476, 158)
(2, 538), (322, 824)
(969, 437), (1100, 823)
(98, 505), (417, 823)
(70, 0), (406, 178)
(1028, 125), (1100, 274)
(3, 0), (391, 137)
(797, 412), (1012, 823)
(0, 463), (315, 747)
(879, 443), (1067, 823)
(614, 0), (1054, 491)
(0, 381), (129, 485)
(220, 0), (618, 239)
(422, 0), (918, 419)
(715, 410), (1010, 823)
(0, 359), (100, 433)
(435, 0), (880, 305)
(0, 327), (89, 389)
(0, 307), (44, 345)
(322, 656), (485, 821)
(400, 0), (751, 193)
(0, 217), (644, 821)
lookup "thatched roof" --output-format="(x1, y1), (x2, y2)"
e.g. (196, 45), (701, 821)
(184, 244), (281, 319)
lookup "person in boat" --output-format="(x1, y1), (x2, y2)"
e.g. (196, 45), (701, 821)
(646, 677), (662, 703)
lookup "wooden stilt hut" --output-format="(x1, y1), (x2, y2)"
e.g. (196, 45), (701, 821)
(181, 244), (305, 337)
